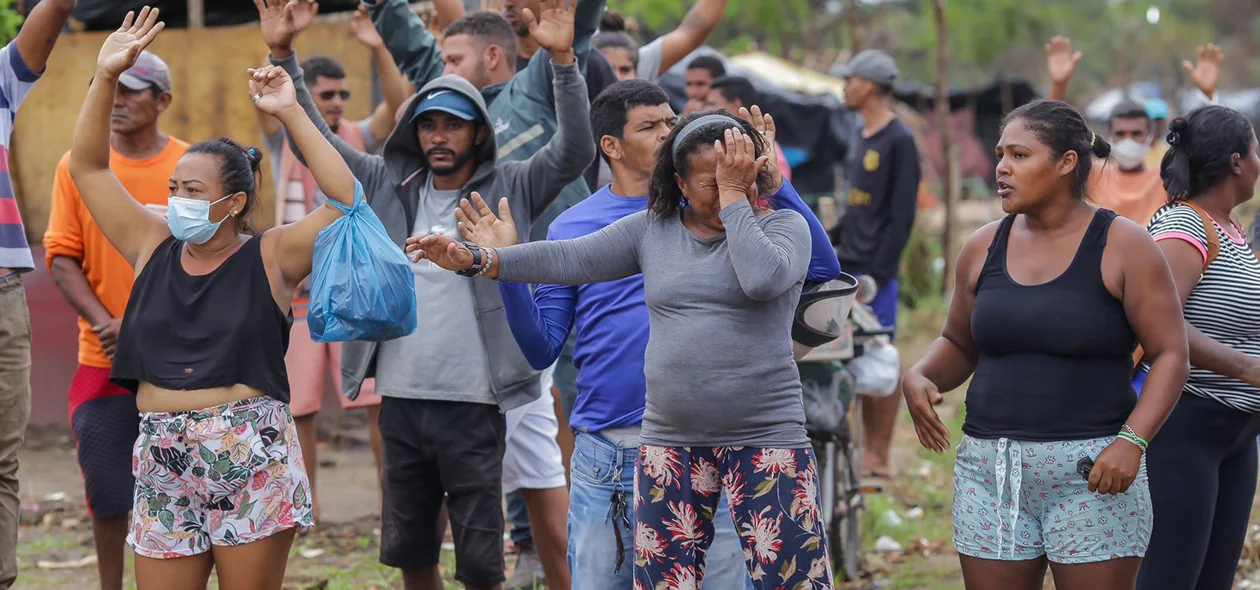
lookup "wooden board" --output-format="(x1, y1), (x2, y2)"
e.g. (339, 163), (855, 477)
(13, 15), (383, 241)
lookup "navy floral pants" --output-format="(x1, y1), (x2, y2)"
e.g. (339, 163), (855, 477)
(633, 445), (834, 589)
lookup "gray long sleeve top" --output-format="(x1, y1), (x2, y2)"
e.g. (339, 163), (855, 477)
(495, 200), (813, 448)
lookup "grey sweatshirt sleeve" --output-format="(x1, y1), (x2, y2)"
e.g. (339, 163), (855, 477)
(719, 201), (812, 301)
(495, 210), (647, 285)
(504, 61), (596, 221)
(366, 0), (445, 91)
(270, 52), (390, 204)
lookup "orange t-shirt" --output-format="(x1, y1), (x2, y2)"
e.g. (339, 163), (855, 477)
(1088, 162), (1168, 228)
(43, 138), (189, 369)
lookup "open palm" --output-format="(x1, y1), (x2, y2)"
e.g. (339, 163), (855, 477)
(248, 66), (297, 116)
(1184, 44), (1223, 98)
(405, 234), (475, 271)
(456, 192), (518, 248)
(98, 7), (164, 76)
(350, 5), (383, 49)
(525, 0), (575, 55)
(1044, 36), (1081, 84)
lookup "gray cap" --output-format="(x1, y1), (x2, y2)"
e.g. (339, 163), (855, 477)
(836, 49), (898, 86)
(118, 51), (172, 93)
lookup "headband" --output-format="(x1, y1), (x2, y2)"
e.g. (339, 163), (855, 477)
(670, 114), (744, 161)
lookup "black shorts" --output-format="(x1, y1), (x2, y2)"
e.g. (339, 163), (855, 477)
(378, 397), (506, 586)
(69, 366), (139, 520)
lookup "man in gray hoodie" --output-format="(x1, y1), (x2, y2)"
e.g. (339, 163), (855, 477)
(260, 4), (593, 589)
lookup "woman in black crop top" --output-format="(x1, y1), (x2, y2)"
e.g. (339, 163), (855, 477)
(67, 9), (365, 589)
(901, 100), (1189, 589)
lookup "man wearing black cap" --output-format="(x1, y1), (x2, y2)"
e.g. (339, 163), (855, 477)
(833, 49), (920, 481)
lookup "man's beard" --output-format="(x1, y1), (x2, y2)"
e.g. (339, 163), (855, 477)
(426, 147), (478, 175)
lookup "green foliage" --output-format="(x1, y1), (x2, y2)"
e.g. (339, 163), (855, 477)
(899, 222), (943, 310)
(0, 0), (22, 45)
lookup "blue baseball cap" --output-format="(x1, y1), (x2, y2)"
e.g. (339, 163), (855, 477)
(411, 89), (479, 123)
(1144, 97), (1169, 120)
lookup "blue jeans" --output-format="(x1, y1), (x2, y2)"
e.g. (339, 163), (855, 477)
(569, 432), (754, 590)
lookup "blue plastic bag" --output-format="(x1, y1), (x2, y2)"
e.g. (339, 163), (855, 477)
(307, 181), (417, 342)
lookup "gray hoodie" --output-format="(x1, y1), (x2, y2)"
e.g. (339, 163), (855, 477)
(272, 52), (594, 411)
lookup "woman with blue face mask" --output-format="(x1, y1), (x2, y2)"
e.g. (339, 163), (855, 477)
(67, 8), (363, 589)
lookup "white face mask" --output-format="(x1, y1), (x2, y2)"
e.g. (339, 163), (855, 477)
(1111, 138), (1152, 171)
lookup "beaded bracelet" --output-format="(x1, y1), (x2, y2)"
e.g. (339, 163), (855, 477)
(478, 247), (494, 276)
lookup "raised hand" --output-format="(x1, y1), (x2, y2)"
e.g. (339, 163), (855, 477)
(350, 4), (383, 49)
(255, 0), (315, 51)
(738, 105), (782, 191)
(456, 192), (518, 249)
(98, 7), (164, 77)
(902, 370), (949, 454)
(1045, 36), (1081, 84)
(524, 0), (575, 60)
(405, 233), (475, 270)
(248, 65), (298, 117)
(714, 127), (769, 207)
(1183, 43), (1223, 99)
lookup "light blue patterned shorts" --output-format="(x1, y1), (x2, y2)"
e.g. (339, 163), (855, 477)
(952, 435), (1152, 564)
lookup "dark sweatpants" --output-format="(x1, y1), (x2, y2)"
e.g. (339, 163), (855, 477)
(1138, 392), (1260, 590)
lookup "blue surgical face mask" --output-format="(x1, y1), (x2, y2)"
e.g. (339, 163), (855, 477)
(166, 194), (234, 245)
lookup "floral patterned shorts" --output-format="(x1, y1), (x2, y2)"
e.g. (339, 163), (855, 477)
(128, 396), (315, 559)
(952, 435), (1152, 564)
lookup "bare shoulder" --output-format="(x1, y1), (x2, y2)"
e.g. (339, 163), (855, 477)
(1104, 213), (1160, 257)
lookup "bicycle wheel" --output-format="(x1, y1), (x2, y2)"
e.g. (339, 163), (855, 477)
(827, 438), (863, 581)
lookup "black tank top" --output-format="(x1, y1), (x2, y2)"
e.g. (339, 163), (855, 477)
(963, 209), (1136, 441)
(110, 234), (293, 403)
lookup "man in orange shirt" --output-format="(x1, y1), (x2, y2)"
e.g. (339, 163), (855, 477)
(1087, 101), (1168, 227)
(43, 50), (187, 590)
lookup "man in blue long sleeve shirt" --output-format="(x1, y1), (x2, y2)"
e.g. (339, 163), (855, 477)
(495, 81), (839, 588)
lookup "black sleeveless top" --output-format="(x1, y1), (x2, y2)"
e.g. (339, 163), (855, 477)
(963, 209), (1136, 441)
(110, 234), (293, 403)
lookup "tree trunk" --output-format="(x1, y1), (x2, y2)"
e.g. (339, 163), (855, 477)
(187, 0), (205, 29)
(932, 0), (957, 296)
(846, 0), (861, 53)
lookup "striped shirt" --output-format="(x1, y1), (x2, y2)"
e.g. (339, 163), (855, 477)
(1148, 202), (1260, 413)
(0, 42), (41, 271)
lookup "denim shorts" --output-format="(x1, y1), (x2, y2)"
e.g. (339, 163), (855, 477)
(952, 434), (1152, 564)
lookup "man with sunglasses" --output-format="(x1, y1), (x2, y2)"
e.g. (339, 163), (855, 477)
(44, 50), (188, 590)
(255, 2), (410, 522)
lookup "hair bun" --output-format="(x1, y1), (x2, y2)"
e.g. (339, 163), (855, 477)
(1167, 116), (1189, 146)
(1091, 135), (1112, 160)
(600, 10), (626, 32)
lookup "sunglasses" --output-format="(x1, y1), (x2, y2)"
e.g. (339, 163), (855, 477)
(318, 90), (351, 101)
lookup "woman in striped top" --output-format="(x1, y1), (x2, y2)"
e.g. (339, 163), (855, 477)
(1138, 105), (1260, 590)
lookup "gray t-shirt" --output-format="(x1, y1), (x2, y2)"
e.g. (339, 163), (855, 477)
(496, 200), (812, 448)
(263, 119), (383, 222)
(636, 38), (665, 82)
(374, 177), (495, 404)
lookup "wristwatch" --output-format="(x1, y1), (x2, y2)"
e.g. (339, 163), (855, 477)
(456, 245), (483, 277)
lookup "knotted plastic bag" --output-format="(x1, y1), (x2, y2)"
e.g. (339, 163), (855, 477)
(308, 181), (417, 342)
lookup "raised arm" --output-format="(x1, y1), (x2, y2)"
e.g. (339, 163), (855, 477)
(67, 8), (169, 270)
(351, 4), (409, 144)
(511, 58), (594, 220)
(251, 65), (357, 287)
(713, 129), (809, 300)
(519, 0), (606, 102)
(12, 0), (74, 77)
(365, 0), (446, 90)
(652, 0), (727, 76)
(1045, 36), (1081, 103)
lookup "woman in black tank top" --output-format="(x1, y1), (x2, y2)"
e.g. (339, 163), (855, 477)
(68, 11), (369, 589)
(901, 101), (1189, 590)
